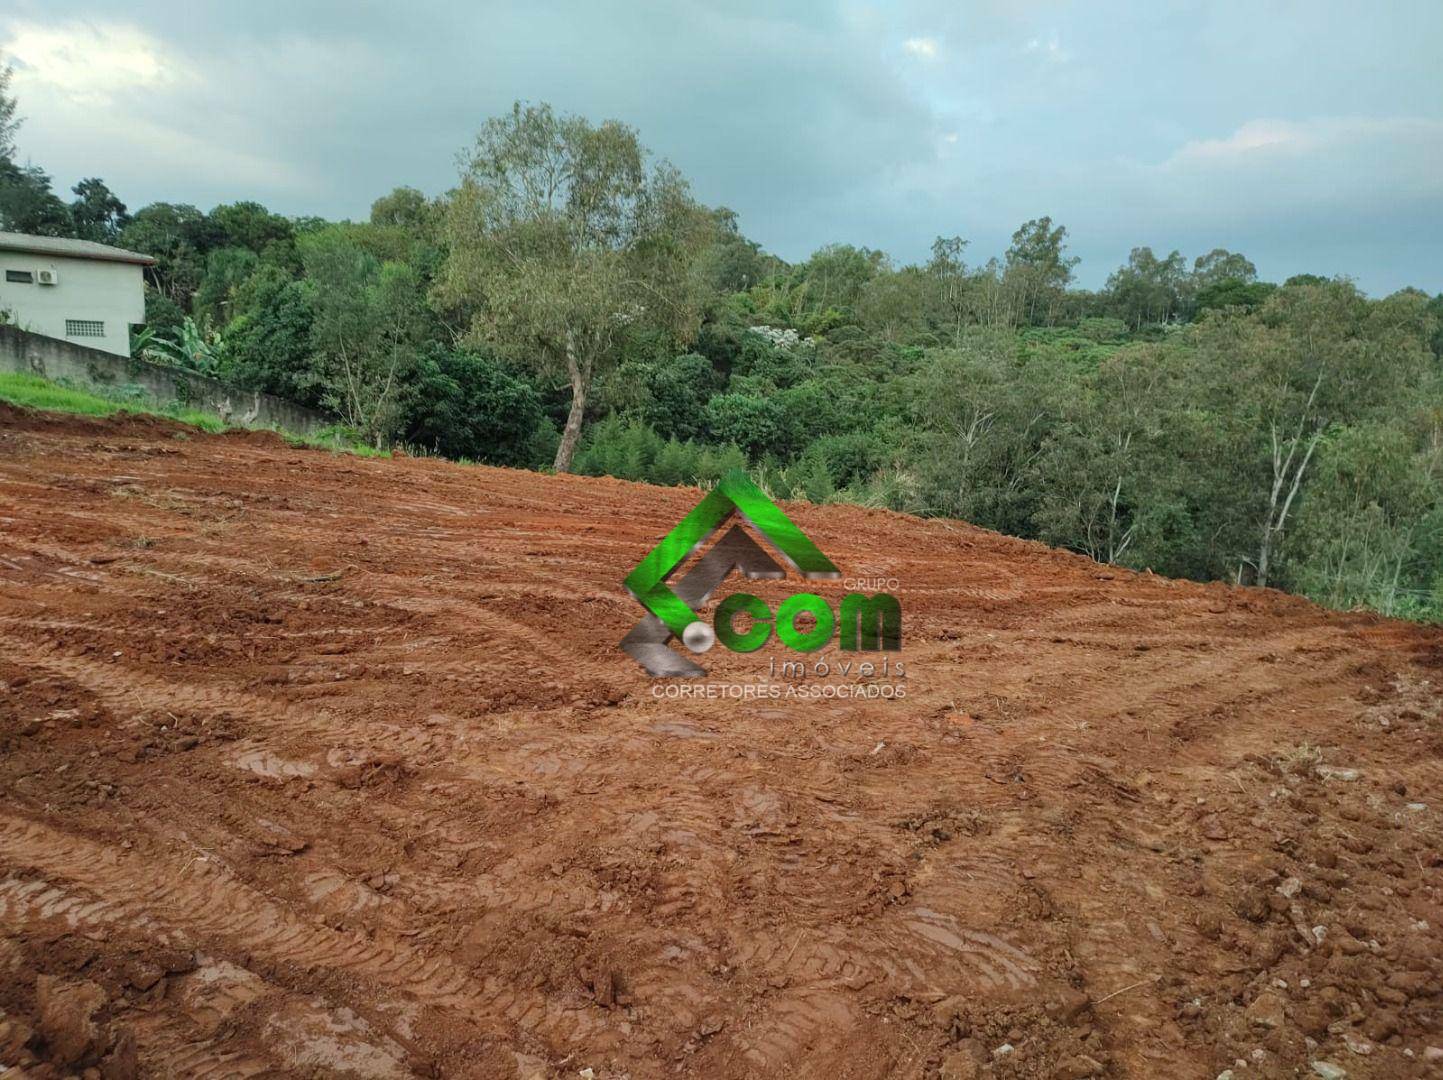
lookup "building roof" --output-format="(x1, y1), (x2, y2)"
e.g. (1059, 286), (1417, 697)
(0, 231), (156, 266)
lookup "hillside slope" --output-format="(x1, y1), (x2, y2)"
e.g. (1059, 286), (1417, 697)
(1, 404), (1440, 1079)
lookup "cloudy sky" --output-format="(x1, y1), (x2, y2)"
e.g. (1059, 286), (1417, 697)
(3, 1), (1440, 293)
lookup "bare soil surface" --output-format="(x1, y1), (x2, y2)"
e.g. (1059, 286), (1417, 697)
(1, 403), (1441, 1079)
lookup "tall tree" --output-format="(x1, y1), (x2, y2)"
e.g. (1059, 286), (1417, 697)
(858, 265), (930, 343)
(209, 201), (294, 254)
(0, 65), (19, 164)
(370, 186), (433, 231)
(924, 235), (971, 343)
(303, 231), (430, 447)
(911, 329), (1065, 533)
(0, 160), (72, 236)
(1287, 423), (1435, 615)
(1106, 246), (1188, 328)
(1004, 217), (1078, 325)
(1191, 281), (1433, 587)
(192, 246), (260, 327)
(363, 188), (443, 278)
(222, 266), (316, 404)
(792, 244), (886, 318)
(1192, 248), (1257, 288)
(436, 102), (709, 471)
(692, 207), (776, 294)
(69, 178), (130, 243)
(1033, 346), (1180, 565)
(119, 203), (219, 306)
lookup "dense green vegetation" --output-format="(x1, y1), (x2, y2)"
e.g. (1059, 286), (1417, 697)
(3, 77), (1440, 619)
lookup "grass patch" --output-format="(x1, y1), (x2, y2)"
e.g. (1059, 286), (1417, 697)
(0, 371), (381, 457)
(0, 372), (115, 415)
(0, 372), (226, 431)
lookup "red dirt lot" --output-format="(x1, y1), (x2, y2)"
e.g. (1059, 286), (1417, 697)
(1, 403), (1441, 1080)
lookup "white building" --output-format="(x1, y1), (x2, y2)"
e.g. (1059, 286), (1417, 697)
(0, 231), (155, 357)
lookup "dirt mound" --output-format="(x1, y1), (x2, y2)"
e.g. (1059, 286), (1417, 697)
(1, 409), (1440, 1078)
(0, 400), (200, 440)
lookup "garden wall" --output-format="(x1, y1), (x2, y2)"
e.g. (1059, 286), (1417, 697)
(0, 324), (330, 435)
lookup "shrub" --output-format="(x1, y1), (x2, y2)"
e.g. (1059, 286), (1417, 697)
(652, 439), (702, 486)
(696, 443), (749, 485)
(403, 348), (545, 466)
(575, 417), (665, 481)
(1077, 316), (1128, 343)
(807, 432), (883, 489)
(794, 454), (837, 504)
(647, 353), (720, 439)
(703, 393), (783, 458)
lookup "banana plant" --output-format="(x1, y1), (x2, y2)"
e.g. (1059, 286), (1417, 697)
(143, 317), (225, 377)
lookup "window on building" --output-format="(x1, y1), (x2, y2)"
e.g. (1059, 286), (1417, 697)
(4, 270), (33, 283)
(65, 319), (106, 337)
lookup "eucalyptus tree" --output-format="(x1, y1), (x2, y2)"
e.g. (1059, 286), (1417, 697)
(437, 102), (710, 472)
(925, 235), (971, 344)
(1032, 344), (1182, 567)
(1105, 246), (1188, 328)
(1003, 217), (1078, 326)
(1287, 423), (1435, 615)
(910, 329), (1066, 532)
(1192, 248), (1257, 289)
(1190, 282), (1433, 587)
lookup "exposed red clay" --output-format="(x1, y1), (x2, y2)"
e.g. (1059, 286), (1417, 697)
(1, 403), (1441, 1078)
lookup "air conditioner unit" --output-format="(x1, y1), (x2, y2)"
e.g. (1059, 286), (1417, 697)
(36, 269), (59, 286)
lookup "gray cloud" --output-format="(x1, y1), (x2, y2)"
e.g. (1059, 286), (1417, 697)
(3, 0), (1439, 293)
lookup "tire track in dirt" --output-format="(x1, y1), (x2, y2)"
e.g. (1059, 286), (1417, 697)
(0, 871), (412, 1076)
(0, 815), (622, 1054)
(0, 637), (430, 766)
(0, 647), (315, 739)
(0, 874), (192, 952)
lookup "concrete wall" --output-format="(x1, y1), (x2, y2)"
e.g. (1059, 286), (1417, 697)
(0, 324), (333, 436)
(0, 251), (145, 357)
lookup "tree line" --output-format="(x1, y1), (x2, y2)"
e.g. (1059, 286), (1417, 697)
(3, 76), (1440, 620)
